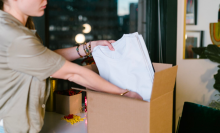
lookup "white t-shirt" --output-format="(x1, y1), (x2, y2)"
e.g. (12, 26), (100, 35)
(92, 32), (154, 101)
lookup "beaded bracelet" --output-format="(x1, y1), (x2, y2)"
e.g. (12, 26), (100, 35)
(83, 42), (90, 57)
(88, 41), (91, 52)
(88, 41), (92, 57)
(76, 45), (83, 58)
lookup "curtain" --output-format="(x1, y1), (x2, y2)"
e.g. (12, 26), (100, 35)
(145, 0), (176, 65)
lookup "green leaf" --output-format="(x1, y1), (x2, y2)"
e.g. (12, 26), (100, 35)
(192, 47), (206, 55)
(213, 84), (220, 93)
(214, 75), (220, 81)
(204, 45), (220, 63)
(192, 45), (220, 92)
(207, 55), (220, 64)
(206, 45), (220, 55)
(213, 68), (220, 92)
(192, 47), (207, 59)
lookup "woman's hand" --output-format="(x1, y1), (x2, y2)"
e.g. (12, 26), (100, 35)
(124, 91), (143, 100)
(54, 40), (116, 61)
(91, 40), (116, 51)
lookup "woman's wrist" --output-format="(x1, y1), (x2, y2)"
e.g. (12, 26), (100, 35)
(75, 41), (94, 58)
(88, 41), (97, 52)
(123, 91), (131, 97)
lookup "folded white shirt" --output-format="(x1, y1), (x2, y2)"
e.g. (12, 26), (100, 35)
(92, 32), (154, 101)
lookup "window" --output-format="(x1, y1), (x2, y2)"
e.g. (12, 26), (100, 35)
(48, 0), (141, 56)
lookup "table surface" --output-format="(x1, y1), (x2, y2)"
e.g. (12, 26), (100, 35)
(0, 112), (87, 133)
(40, 112), (87, 133)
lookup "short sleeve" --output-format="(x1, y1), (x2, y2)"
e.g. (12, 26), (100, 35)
(7, 35), (66, 81)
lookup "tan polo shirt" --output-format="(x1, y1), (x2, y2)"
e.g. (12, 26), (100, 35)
(0, 10), (66, 133)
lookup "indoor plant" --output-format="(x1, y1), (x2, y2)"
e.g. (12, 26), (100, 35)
(193, 44), (220, 110)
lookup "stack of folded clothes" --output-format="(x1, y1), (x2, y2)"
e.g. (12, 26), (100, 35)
(92, 32), (154, 102)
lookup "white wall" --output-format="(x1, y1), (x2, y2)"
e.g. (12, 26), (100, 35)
(186, 0), (219, 45)
(176, 0), (220, 129)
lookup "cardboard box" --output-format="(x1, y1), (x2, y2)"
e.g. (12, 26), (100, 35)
(74, 63), (178, 133)
(55, 93), (82, 115)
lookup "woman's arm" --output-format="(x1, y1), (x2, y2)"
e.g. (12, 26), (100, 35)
(53, 46), (80, 61)
(51, 61), (143, 100)
(83, 64), (99, 74)
(54, 40), (115, 61)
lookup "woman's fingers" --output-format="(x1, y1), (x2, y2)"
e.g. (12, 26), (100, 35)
(94, 40), (116, 51)
(108, 40), (116, 43)
(106, 40), (115, 51)
(124, 91), (143, 100)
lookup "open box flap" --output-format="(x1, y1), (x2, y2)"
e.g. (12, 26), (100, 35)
(150, 65), (178, 101)
(152, 63), (173, 72)
(150, 91), (173, 132)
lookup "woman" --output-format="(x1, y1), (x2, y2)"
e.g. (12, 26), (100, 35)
(0, 0), (142, 132)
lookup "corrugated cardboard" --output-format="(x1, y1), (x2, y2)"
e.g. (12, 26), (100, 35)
(73, 63), (178, 133)
(55, 93), (82, 115)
